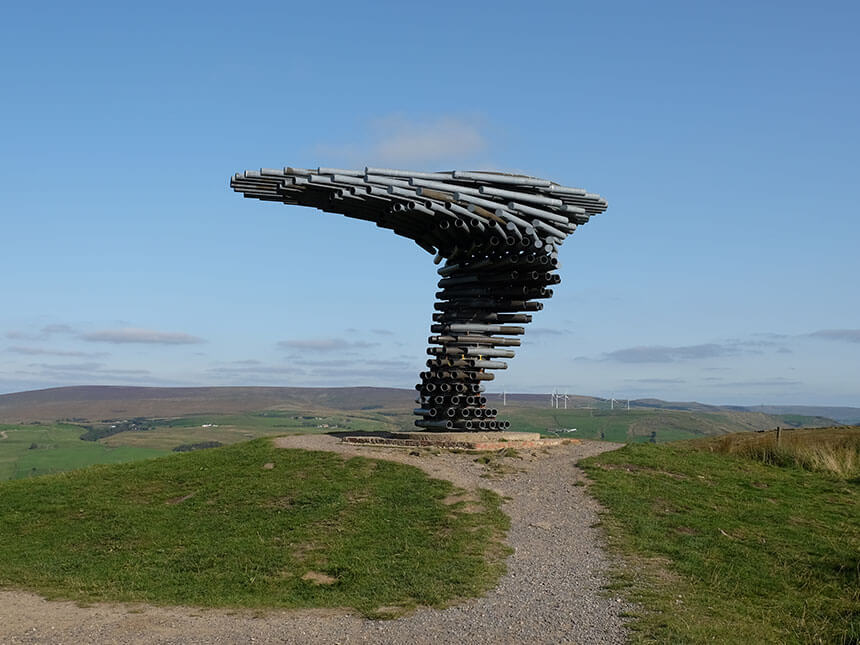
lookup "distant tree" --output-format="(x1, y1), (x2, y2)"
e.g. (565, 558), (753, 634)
(172, 441), (223, 452)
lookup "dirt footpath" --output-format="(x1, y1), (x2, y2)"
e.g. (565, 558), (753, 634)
(0, 436), (633, 644)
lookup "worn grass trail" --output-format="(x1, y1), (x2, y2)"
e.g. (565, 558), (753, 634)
(581, 429), (860, 645)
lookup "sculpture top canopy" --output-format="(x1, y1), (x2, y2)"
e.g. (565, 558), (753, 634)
(230, 166), (607, 262)
(230, 166), (607, 432)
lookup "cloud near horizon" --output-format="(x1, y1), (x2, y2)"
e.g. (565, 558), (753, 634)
(527, 327), (572, 337)
(6, 324), (76, 341)
(206, 355), (413, 386)
(807, 329), (860, 344)
(277, 337), (378, 352)
(710, 377), (802, 388)
(80, 328), (205, 345)
(7, 346), (108, 358)
(603, 343), (736, 363)
(24, 362), (151, 377)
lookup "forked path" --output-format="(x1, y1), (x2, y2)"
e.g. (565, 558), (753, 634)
(0, 437), (633, 644)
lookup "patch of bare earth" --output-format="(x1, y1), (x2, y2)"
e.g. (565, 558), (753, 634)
(0, 435), (634, 644)
(301, 571), (337, 585)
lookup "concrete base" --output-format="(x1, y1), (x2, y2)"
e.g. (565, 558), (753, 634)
(340, 431), (578, 451)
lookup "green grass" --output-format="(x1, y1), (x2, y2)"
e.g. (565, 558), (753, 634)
(0, 438), (510, 617)
(580, 431), (860, 644)
(0, 423), (167, 480)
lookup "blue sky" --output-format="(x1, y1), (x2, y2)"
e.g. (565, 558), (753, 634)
(1, 1), (858, 406)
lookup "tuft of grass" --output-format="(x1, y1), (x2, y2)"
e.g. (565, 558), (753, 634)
(0, 438), (510, 617)
(697, 426), (860, 478)
(581, 437), (860, 644)
(473, 447), (523, 477)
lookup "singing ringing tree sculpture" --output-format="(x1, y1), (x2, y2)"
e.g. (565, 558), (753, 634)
(231, 167), (607, 432)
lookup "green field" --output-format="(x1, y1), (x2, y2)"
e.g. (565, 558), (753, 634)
(0, 439), (509, 617)
(0, 410), (415, 481)
(580, 428), (860, 644)
(0, 423), (166, 480)
(502, 407), (782, 442)
(98, 409), (412, 451)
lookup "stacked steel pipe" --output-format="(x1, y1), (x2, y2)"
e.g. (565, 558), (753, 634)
(230, 166), (607, 431)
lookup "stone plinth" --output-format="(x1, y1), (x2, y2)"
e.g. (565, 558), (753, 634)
(340, 431), (578, 451)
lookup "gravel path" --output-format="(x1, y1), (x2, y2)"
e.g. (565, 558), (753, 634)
(0, 437), (633, 644)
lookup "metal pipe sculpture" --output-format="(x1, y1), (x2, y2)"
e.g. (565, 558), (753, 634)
(231, 167), (607, 432)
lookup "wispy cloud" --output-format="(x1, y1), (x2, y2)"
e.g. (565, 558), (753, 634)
(751, 332), (790, 340)
(603, 343), (736, 363)
(598, 332), (801, 364)
(315, 115), (488, 168)
(724, 337), (780, 350)
(711, 378), (802, 388)
(80, 328), (205, 345)
(26, 362), (151, 376)
(292, 357), (410, 369)
(528, 327), (573, 337)
(807, 329), (860, 344)
(277, 337), (378, 352)
(209, 365), (300, 376)
(206, 354), (414, 387)
(6, 324), (75, 341)
(7, 346), (108, 358)
(30, 361), (104, 372)
(42, 324), (75, 335)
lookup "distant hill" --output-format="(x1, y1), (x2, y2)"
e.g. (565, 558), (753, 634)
(0, 386), (414, 423)
(627, 398), (858, 423)
(744, 405), (860, 425)
(629, 398), (732, 413)
(0, 386), (843, 430)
